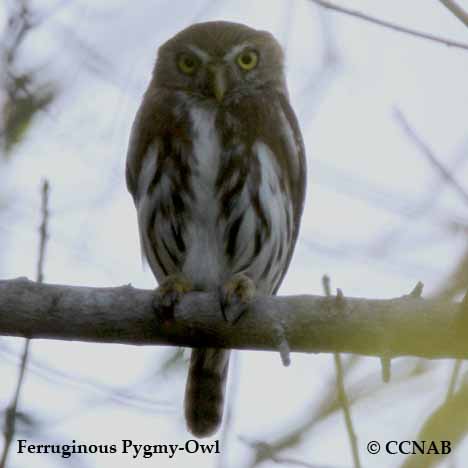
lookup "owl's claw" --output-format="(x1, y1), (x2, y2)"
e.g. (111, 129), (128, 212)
(153, 273), (193, 321)
(219, 273), (256, 324)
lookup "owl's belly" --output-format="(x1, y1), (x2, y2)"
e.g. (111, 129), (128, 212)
(179, 106), (224, 288)
(139, 104), (293, 294)
(182, 137), (292, 294)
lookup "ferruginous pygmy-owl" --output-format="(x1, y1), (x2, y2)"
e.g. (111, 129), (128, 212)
(126, 21), (306, 437)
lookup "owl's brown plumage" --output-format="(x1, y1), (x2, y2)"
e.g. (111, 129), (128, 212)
(126, 21), (306, 437)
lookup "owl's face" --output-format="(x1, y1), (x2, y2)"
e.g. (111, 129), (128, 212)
(152, 21), (286, 104)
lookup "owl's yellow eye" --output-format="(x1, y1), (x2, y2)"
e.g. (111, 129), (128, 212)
(236, 50), (258, 71)
(178, 54), (198, 75)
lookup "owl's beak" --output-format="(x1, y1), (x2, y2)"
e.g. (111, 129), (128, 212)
(208, 64), (227, 102)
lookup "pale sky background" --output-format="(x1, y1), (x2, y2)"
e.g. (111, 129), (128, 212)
(0, 0), (468, 467)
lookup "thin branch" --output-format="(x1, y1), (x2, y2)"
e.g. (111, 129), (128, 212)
(36, 180), (49, 283)
(240, 437), (333, 468)
(439, 0), (468, 28)
(0, 343), (30, 468)
(334, 353), (361, 468)
(446, 359), (462, 401)
(308, 0), (468, 51)
(322, 275), (361, 468)
(0, 278), (466, 359)
(246, 358), (429, 468)
(0, 180), (50, 468)
(0, 344), (171, 419)
(401, 377), (468, 468)
(394, 108), (468, 206)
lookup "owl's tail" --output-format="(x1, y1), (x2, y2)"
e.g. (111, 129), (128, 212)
(184, 348), (230, 437)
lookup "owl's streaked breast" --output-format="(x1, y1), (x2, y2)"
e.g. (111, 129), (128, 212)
(136, 94), (296, 295)
(182, 104), (225, 288)
(186, 105), (221, 219)
(182, 100), (293, 293)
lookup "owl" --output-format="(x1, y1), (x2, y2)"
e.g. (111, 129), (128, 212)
(126, 21), (306, 437)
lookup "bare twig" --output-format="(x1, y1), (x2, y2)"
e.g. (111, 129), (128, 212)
(0, 180), (50, 468)
(446, 359), (462, 401)
(36, 180), (49, 282)
(2, 0), (35, 65)
(439, 0), (468, 28)
(380, 355), (391, 383)
(0, 343), (30, 468)
(240, 436), (334, 468)
(322, 275), (361, 468)
(244, 358), (429, 468)
(437, 246), (468, 300)
(0, 344), (171, 419)
(308, 0), (468, 51)
(409, 281), (424, 299)
(402, 377), (468, 468)
(269, 455), (328, 468)
(321, 274), (331, 297)
(394, 108), (468, 206)
(333, 353), (361, 468)
(379, 284), (424, 384)
(369, 138), (468, 254)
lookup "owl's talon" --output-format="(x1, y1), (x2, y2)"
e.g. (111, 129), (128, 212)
(220, 273), (256, 324)
(153, 274), (193, 321)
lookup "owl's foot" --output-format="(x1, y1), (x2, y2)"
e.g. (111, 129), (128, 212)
(153, 273), (193, 321)
(219, 273), (256, 324)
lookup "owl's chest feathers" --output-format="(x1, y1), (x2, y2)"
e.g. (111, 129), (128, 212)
(186, 106), (222, 218)
(146, 102), (292, 291)
(186, 105), (289, 290)
(181, 105), (230, 287)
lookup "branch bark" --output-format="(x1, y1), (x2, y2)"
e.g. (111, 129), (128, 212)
(0, 277), (467, 359)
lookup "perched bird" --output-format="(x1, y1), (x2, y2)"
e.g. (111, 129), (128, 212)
(126, 21), (306, 437)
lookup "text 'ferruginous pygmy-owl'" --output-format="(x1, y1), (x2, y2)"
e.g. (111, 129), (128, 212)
(126, 21), (306, 437)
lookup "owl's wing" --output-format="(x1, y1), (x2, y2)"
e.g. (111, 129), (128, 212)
(126, 89), (191, 281)
(126, 89), (159, 203)
(126, 90), (167, 277)
(271, 93), (307, 293)
(126, 93), (157, 271)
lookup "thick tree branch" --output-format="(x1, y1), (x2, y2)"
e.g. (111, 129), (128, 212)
(0, 278), (467, 359)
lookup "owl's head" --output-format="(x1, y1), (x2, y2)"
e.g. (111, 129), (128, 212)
(152, 21), (286, 103)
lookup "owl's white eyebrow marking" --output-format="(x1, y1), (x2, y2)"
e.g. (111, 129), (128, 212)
(187, 45), (211, 63)
(224, 42), (252, 61)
